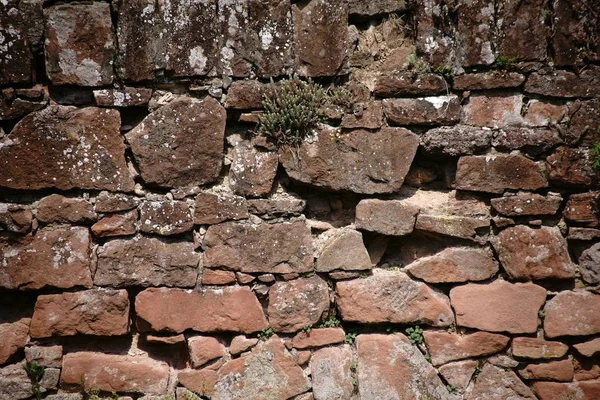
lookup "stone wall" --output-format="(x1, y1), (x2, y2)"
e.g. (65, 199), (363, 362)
(1, 0), (600, 399)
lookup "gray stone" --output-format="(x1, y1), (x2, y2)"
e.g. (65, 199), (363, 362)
(421, 125), (493, 156)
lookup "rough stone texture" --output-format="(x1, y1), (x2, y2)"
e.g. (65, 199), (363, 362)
(340, 101), (384, 130)
(455, 154), (547, 194)
(348, 0), (407, 16)
(91, 210), (138, 238)
(95, 236), (200, 288)
(30, 289), (129, 338)
(24, 345), (63, 368)
(225, 81), (273, 109)
(511, 337), (569, 360)
(280, 126), (419, 194)
(373, 73), (447, 97)
(229, 336), (258, 356)
(355, 199), (419, 236)
(37, 194), (97, 224)
(336, 271), (454, 327)
(139, 200), (193, 236)
(420, 125), (492, 156)
(415, 215), (490, 241)
(316, 228), (372, 272)
(438, 360), (478, 392)
(247, 197), (306, 219)
(126, 97), (226, 189)
(1, 86), (48, 121)
(229, 141), (278, 198)
(578, 243), (600, 285)
(44, 3), (114, 86)
(268, 276), (330, 333)
(462, 94), (524, 128)
(492, 127), (562, 156)
(533, 381), (600, 400)
(523, 100), (568, 128)
(0, 362), (33, 400)
(0, 227), (91, 290)
(525, 70), (600, 98)
(203, 221), (313, 274)
(423, 331), (509, 366)
(188, 336), (225, 368)
(135, 287), (268, 334)
(201, 269), (236, 285)
(546, 147), (598, 189)
(491, 193), (562, 216)
(194, 192), (248, 225)
(61, 353), (169, 394)
(573, 337), (600, 357)
(0, 203), (33, 233)
(293, 0), (348, 77)
(0, 106), (133, 191)
(450, 280), (546, 333)
(571, 99), (600, 147)
(292, 328), (345, 349)
(569, 227), (600, 241)
(455, 0), (497, 66)
(552, 0), (599, 67)
(414, 0), (456, 67)
(544, 291), (600, 337)
(214, 337), (310, 400)
(0, 318), (30, 365)
(383, 96), (461, 126)
(518, 359), (574, 382)
(467, 363), (536, 400)
(407, 247), (499, 283)
(310, 345), (353, 400)
(95, 192), (139, 213)
(497, 0), (547, 61)
(453, 72), (526, 90)
(178, 369), (218, 396)
(94, 87), (153, 107)
(564, 192), (599, 226)
(492, 225), (576, 280)
(357, 334), (453, 400)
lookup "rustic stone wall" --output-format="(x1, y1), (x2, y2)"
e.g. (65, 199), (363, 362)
(1, 0), (600, 399)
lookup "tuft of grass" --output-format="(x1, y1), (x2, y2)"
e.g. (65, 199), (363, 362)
(433, 66), (453, 79)
(302, 324), (313, 334)
(257, 327), (274, 341)
(319, 317), (341, 328)
(344, 331), (358, 345)
(494, 56), (520, 71)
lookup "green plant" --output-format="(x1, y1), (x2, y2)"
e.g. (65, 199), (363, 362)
(23, 362), (45, 400)
(433, 66), (453, 80)
(407, 52), (431, 73)
(446, 385), (456, 393)
(319, 317), (341, 328)
(424, 354), (432, 363)
(344, 331), (358, 345)
(257, 75), (326, 146)
(591, 142), (600, 171)
(350, 363), (357, 373)
(538, 309), (546, 319)
(326, 85), (353, 110)
(85, 387), (101, 400)
(494, 56), (520, 71)
(405, 325), (424, 345)
(257, 327), (274, 341)
(472, 365), (482, 380)
(302, 324), (313, 334)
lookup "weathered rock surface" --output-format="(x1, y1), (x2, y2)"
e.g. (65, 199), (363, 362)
(247, 197), (306, 219)
(564, 192), (599, 226)
(424, 331), (509, 366)
(533, 381), (600, 400)
(573, 337), (600, 357)
(407, 247), (499, 283)
(0, 227), (91, 290)
(203, 221), (313, 274)
(357, 334), (454, 400)
(188, 336), (225, 368)
(492, 225), (576, 280)
(0, 318), (30, 364)
(420, 125), (492, 156)
(336, 271), (454, 327)
(453, 72), (526, 90)
(544, 291), (600, 337)
(136, 287), (268, 334)
(229, 141), (278, 198)
(546, 147), (598, 189)
(30, 289), (129, 338)
(225, 81), (273, 109)
(455, 154), (547, 194)
(280, 126), (419, 194)
(292, 328), (345, 349)
(61, 353), (170, 394)
(316, 228), (372, 272)
(525, 71), (600, 98)
(438, 360), (478, 392)
(44, 3), (114, 86)
(467, 363), (536, 400)
(523, 100), (568, 128)
(229, 336), (258, 356)
(24, 345), (63, 368)
(348, 0), (407, 16)
(0, 106), (133, 191)
(497, 0), (547, 61)
(491, 193), (562, 216)
(178, 369), (218, 396)
(568, 227), (600, 241)
(518, 359), (574, 381)
(355, 199), (419, 236)
(578, 243), (600, 284)
(91, 210), (138, 238)
(194, 192), (248, 225)
(511, 337), (569, 359)
(0, 362), (33, 400)
(201, 269), (236, 285)
(139, 200), (193, 235)
(462, 94), (524, 128)
(415, 215), (490, 241)
(126, 97), (225, 189)
(37, 194), (97, 224)
(95, 192), (139, 213)
(450, 280), (546, 333)
(340, 101), (384, 130)
(310, 345), (353, 400)
(374, 73), (447, 97)
(492, 127), (562, 156)
(0, 203), (32, 233)
(1, 86), (48, 121)
(383, 96), (461, 125)
(95, 236), (200, 288)
(268, 276), (330, 333)
(94, 87), (152, 107)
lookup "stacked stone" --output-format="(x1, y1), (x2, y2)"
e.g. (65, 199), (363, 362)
(1, 0), (600, 399)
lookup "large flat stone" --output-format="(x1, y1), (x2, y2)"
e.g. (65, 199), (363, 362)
(407, 247), (499, 283)
(512, 337), (569, 360)
(383, 96), (461, 126)
(423, 331), (509, 366)
(316, 228), (372, 272)
(355, 199), (419, 236)
(420, 125), (492, 156)
(0, 362), (33, 400)
(497, 0), (547, 61)
(491, 193), (562, 216)
(37, 194), (97, 224)
(311, 345), (353, 400)
(229, 141), (278, 198)
(467, 363), (536, 400)
(139, 200), (193, 236)
(546, 147), (598, 189)
(525, 70), (600, 98)
(373, 73), (447, 97)
(533, 381), (600, 400)
(544, 291), (600, 338)
(462, 94), (524, 128)
(0, 318), (30, 365)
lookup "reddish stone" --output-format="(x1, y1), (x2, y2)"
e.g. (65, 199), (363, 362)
(383, 96), (461, 126)
(188, 336), (225, 368)
(497, 0), (547, 61)
(91, 210), (138, 237)
(533, 381), (600, 400)
(414, 0), (455, 67)
(551, 0), (597, 66)
(525, 70), (600, 98)
(203, 221), (313, 274)
(518, 359), (574, 382)
(574, 359), (600, 381)
(571, 99), (600, 147)
(453, 72), (526, 90)
(0, 203), (32, 233)
(336, 271), (454, 327)
(95, 236), (200, 288)
(454, 0), (497, 66)
(415, 215), (490, 241)
(24, 345), (63, 368)
(126, 96), (225, 189)
(564, 192), (599, 226)
(438, 360), (478, 392)
(544, 291), (600, 337)
(139, 200), (193, 236)
(524, 100), (568, 127)
(420, 125), (492, 156)
(94, 87), (152, 107)
(492, 225), (575, 280)
(407, 247), (498, 283)
(268, 276), (330, 333)
(37, 194), (97, 224)
(135, 287), (268, 334)
(462, 94), (524, 128)
(194, 192), (248, 225)
(178, 369), (217, 397)
(215, 336), (310, 399)
(229, 336), (258, 356)
(316, 228), (372, 272)
(357, 334), (452, 400)
(61, 353), (170, 394)
(229, 141), (278, 198)
(0, 227), (91, 290)
(511, 337), (569, 360)
(492, 127), (562, 156)
(0, 106), (134, 191)
(574, 337), (600, 357)
(44, 3), (114, 86)
(30, 289), (129, 338)
(355, 199), (419, 236)
(280, 126), (419, 194)
(95, 192), (139, 213)
(0, 318), (30, 365)
(455, 154), (547, 194)
(293, 0), (347, 77)
(247, 197), (306, 219)
(491, 193), (562, 216)
(292, 328), (345, 349)
(225, 81), (273, 109)
(201, 270), (236, 285)
(145, 334), (185, 345)
(0, 89), (47, 121)
(467, 363), (536, 400)
(340, 101), (384, 130)
(546, 147), (598, 189)
(450, 280), (546, 334)
(423, 331), (509, 366)
(373, 73), (446, 97)
(310, 345), (353, 400)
